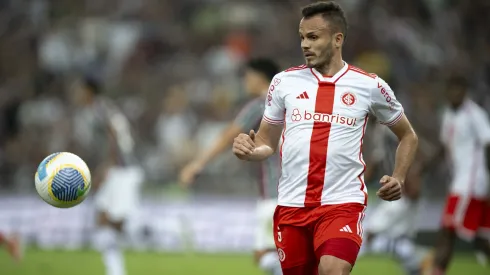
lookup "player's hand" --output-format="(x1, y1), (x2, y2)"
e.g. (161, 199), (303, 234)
(376, 175), (403, 201)
(179, 162), (203, 188)
(233, 130), (256, 160)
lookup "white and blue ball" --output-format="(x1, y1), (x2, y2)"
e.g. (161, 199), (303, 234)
(35, 152), (91, 208)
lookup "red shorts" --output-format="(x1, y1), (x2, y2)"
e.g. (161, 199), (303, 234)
(441, 194), (490, 240)
(273, 203), (366, 269)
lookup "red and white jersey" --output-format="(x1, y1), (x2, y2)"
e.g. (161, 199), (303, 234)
(440, 99), (490, 198)
(263, 62), (404, 207)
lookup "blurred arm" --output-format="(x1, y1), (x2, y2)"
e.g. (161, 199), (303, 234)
(192, 123), (244, 168)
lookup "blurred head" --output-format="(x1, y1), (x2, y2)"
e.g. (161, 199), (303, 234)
(299, 1), (347, 69)
(445, 75), (468, 109)
(243, 58), (279, 96)
(73, 76), (101, 106)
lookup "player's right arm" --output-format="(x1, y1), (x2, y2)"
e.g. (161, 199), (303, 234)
(233, 74), (285, 161)
(233, 121), (283, 161)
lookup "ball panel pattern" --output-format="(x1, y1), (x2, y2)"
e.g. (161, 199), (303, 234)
(50, 167), (86, 202)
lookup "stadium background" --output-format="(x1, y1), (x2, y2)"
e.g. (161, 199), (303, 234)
(0, 0), (489, 274)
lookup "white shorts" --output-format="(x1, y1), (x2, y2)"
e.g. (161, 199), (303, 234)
(254, 198), (277, 251)
(366, 197), (419, 238)
(94, 166), (144, 222)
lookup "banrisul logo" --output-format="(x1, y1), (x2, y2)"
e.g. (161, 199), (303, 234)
(291, 108), (357, 126)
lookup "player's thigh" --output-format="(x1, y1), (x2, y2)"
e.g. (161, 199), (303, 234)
(274, 208), (315, 269)
(99, 167), (143, 222)
(313, 203), (365, 266)
(442, 194), (485, 240)
(477, 200), (490, 240)
(254, 199), (276, 251)
(366, 198), (416, 236)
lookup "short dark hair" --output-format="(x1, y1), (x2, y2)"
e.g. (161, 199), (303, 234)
(246, 58), (280, 81)
(447, 73), (468, 88)
(301, 1), (348, 39)
(82, 75), (102, 95)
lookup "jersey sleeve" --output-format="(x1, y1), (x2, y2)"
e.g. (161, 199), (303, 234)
(262, 74), (285, 125)
(470, 105), (490, 145)
(370, 77), (404, 127)
(233, 99), (264, 131)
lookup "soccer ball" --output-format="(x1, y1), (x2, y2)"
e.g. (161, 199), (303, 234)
(34, 152), (91, 208)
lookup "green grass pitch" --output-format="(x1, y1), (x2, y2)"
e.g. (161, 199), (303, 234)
(0, 249), (488, 275)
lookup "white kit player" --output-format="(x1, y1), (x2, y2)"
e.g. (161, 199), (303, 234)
(425, 75), (490, 275)
(179, 58), (283, 275)
(232, 2), (419, 274)
(74, 76), (143, 275)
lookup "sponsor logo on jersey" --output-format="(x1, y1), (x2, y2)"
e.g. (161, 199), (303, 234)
(377, 82), (396, 110)
(291, 108), (357, 126)
(267, 78), (281, 106)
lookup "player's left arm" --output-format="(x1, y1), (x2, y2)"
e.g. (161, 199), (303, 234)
(388, 115), (419, 187)
(370, 78), (418, 201)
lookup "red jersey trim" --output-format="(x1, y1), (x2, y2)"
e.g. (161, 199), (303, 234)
(285, 64), (308, 72)
(263, 115), (284, 125)
(380, 111), (404, 127)
(358, 115), (369, 205)
(349, 65), (377, 79)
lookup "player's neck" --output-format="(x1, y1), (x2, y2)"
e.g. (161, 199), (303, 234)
(315, 56), (344, 77)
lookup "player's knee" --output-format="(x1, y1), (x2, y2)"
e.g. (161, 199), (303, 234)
(318, 256), (351, 275)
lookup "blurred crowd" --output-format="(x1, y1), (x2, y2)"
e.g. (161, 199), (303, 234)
(0, 0), (489, 196)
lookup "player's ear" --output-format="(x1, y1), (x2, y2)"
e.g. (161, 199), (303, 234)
(333, 33), (344, 48)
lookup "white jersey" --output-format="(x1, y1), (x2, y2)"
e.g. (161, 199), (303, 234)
(263, 63), (404, 207)
(440, 99), (490, 198)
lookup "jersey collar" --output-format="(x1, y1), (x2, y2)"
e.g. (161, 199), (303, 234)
(310, 62), (349, 84)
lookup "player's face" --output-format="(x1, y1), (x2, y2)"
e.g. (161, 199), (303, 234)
(299, 15), (343, 69)
(243, 69), (264, 96)
(446, 85), (466, 108)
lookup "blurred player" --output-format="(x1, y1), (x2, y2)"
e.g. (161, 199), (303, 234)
(361, 120), (426, 275)
(232, 1), (418, 274)
(0, 233), (21, 262)
(423, 75), (490, 275)
(74, 77), (144, 275)
(179, 58), (282, 275)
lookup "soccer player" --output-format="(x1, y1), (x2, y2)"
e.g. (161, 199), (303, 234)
(424, 75), (490, 275)
(179, 58), (283, 275)
(0, 233), (21, 262)
(74, 76), (144, 275)
(232, 2), (419, 274)
(361, 121), (426, 275)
